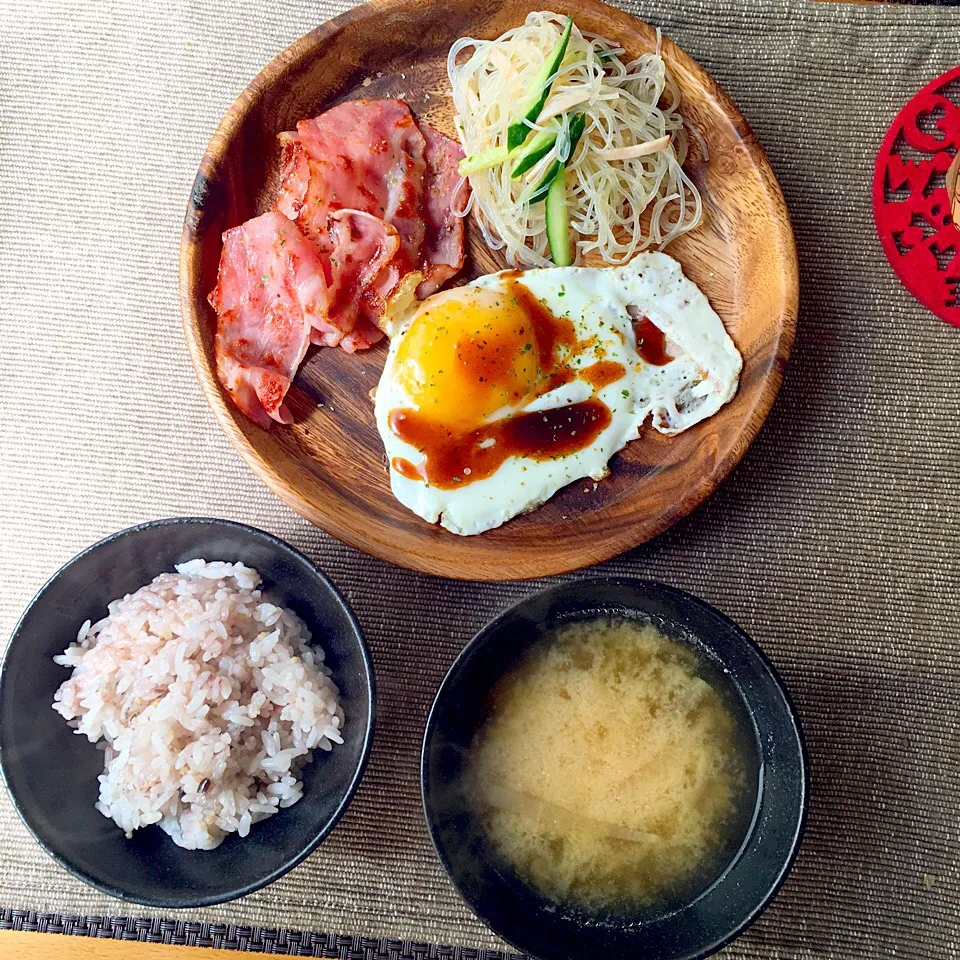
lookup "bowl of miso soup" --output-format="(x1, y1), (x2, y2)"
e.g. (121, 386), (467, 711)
(421, 578), (807, 960)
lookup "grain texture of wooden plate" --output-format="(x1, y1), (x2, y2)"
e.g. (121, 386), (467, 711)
(179, 0), (798, 581)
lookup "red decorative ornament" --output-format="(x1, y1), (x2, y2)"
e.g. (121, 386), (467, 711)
(873, 65), (960, 328)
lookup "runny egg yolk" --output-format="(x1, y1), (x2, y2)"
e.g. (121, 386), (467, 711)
(393, 286), (543, 427)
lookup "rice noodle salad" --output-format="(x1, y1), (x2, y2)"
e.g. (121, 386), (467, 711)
(448, 11), (703, 267)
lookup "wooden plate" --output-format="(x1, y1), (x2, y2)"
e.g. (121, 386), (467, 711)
(179, 0), (798, 581)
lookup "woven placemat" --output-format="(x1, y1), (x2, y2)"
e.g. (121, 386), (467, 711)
(0, 0), (957, 957)
(0, 910), (521, 958)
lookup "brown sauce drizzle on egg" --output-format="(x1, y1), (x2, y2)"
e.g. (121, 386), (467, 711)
(391, 398), (611, 488)
(628, 305), (673, 366)
(580, 360), (627, 390)
(391, 281), (672, 490)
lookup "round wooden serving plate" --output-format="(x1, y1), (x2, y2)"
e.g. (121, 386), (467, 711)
(179, 0), (798, 581)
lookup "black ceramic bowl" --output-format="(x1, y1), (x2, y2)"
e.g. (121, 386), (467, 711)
(422, 578), (807, 960)
(0, 518), (374, 907)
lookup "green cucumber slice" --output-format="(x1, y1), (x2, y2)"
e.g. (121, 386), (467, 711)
(545, 171), (573, 266)
(506, 15), (574, 152)
(510, 130), (559, 178)
(458, 144), (510, 176)
(529, 159), (562, 203)
(528, 112), (586, 201)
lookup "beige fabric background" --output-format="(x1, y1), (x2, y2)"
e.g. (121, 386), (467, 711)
(0, 0), (958, 956)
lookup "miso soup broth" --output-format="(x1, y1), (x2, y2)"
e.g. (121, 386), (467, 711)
(466, 617), (759, 917)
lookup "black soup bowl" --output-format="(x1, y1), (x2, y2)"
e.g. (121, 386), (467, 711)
(0, 518), (375, 907)
(421, 578), (807, 960)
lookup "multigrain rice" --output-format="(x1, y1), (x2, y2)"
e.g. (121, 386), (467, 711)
(52, 559), (343, 850)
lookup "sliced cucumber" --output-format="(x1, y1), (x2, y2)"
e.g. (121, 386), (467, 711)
(506, 15), (574, 151)
(458, 144), (510, 176)
(528, 112), (586, 201)
(510, 130), (559, 179)
(528, 159), (562, 203)
(545, 171), (573, 266)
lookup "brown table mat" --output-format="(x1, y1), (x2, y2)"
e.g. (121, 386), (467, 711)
(1, 0), (958, 957)
(0, 911), (521, 958)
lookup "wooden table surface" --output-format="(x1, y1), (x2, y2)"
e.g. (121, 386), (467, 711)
(0, 930), (275, 959)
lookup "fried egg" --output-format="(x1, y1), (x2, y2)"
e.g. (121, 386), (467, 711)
(374, 252), (742, 536)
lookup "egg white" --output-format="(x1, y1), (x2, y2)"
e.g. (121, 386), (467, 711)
(374, 252), (742, 536)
